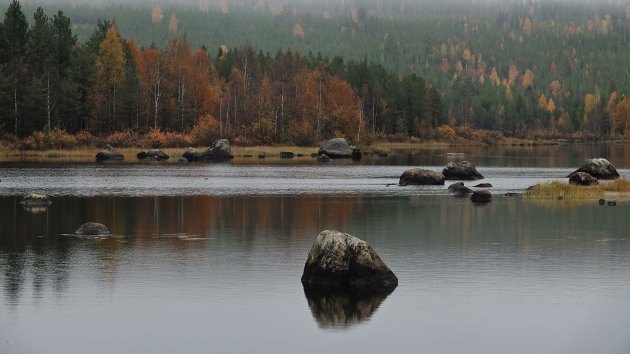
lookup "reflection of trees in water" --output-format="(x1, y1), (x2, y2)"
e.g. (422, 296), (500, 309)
(303, 287), (395, 329)
(0, 194), (368, 306)
(2, 252), (26, 307)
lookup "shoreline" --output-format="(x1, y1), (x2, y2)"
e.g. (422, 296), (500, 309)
(0, 137), (565, 163)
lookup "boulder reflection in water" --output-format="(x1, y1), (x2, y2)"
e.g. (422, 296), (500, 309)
(303, 287), (395, 329)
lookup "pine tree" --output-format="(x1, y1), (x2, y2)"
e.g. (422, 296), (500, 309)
(2, 0), (28, 136)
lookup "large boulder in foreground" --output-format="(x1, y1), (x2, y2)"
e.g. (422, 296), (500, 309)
(95, 144), (124, 161)
(442, 161), (484, 180)
(318, 138), (361, 160)
(567, 158), (619, 180)
(301, 230), (398, 291)
(75, 222), (110, 237)
(399, 168), (445, 186)
(569, 172), (599, 186)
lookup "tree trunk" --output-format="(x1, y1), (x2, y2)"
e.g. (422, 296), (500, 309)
(113, 86), (117, 132)
(14, 86), (18, 137)
(47, 74), (51, 130)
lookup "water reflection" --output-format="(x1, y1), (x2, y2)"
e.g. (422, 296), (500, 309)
(303, 287), (395, 329)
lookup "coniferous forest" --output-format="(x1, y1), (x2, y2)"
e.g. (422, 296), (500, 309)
(1, 0), (630, 148)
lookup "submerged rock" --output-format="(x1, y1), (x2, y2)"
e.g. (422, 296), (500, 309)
(447, 182), (473, 196)
(137, 149), (169, 160)
(317, 153), (331, 163)
(75, 222), (110, 237)
(567, 158), (619, 180)
(301, 230), (398, 291)
(442, 161), (484, 180)
(569, 172), (599, 186)
(471, 190), (492, 204)
(95, 144), (124, 161)
(473, 183), (493, 188)
(399, 168), (445, 186)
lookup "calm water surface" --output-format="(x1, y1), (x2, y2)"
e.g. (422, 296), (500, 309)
(1, 145), (629, 354)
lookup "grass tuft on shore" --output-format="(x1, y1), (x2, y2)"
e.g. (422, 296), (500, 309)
(525, 179), (630, 200)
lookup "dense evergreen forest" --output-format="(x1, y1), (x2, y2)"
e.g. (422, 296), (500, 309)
(1, 0), (629, 148)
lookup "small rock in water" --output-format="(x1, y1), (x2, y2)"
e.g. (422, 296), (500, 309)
(20, 193), (52, 206)
(317, 154), (331, 163)
(75, 222), (110, 237)
(598, 199), (606, 205)
(607, 201), (617, 206)
(470, 190), (492, 204)
(280, 151), (295, 158)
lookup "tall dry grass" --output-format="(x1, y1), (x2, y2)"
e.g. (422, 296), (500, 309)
(526, 179), (630, 200)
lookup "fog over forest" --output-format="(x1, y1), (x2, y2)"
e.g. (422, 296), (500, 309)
(11, 0), (629, 15)
(1, 0), (629, 142)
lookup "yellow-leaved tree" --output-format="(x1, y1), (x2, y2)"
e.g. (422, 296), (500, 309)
(151, 6), (164, 23)
(615, 98), (630, 136)
(583, 93), (597, 127)
(606, 91), (618, 135)
(96, 26), (126, 132)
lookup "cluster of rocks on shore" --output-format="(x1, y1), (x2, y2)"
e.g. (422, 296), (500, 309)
(94, 137), (365, 163)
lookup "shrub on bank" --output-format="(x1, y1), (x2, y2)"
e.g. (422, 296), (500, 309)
(17, 129), (78, 150)
(74, 130), (103, 147)
(105, 130), (138, 147)
(142, 128), (192, 148)
(190, 115), (221, 146)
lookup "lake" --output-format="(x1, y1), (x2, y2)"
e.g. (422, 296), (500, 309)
(1, 144), (629, 354)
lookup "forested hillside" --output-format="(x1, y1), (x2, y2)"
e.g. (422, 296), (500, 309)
(1, 0), (629, 147)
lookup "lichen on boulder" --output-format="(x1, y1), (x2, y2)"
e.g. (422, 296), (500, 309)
(301, 230), (398, 292)
(567, 158), (619, 180)
(399, 168), (445, 186)
(442, 161), (484, 180)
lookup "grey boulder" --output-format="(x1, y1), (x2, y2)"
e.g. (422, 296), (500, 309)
(399, 168), (445, 185)
(442, 161), (484, 180)
(137, 149), (169, 160)
(95, 144), (124, 161)
(182, 139), (234, 162)
(471, 189), (492, 204)
(318, 138), (361, 160)
(204, 139), (234, 161)
(567, 158), (619, 180)
(569, 172), (599, 186)
(301, 230), (398, 291)
(448, 182), (473, 196)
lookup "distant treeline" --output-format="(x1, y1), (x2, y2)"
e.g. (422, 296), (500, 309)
(1, 0), (630, 146)
(0, 1), (444, 146)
